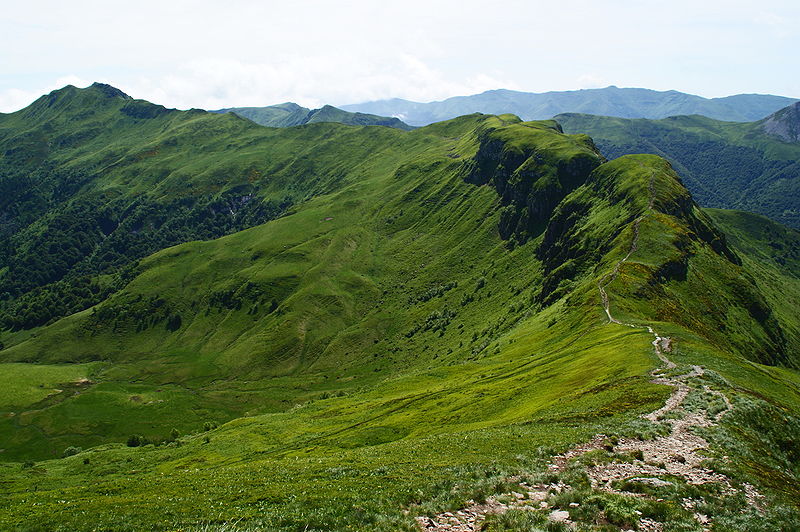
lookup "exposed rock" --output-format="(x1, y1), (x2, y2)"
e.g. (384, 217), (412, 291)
(761, 101), (800, 143)
(465, 120), (603, 245)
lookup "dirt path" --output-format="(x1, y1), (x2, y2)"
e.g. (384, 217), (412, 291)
(416, 173), (754, 531)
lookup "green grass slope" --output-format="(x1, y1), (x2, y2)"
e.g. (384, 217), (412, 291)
(705, 208), (800, 362)
(0, 111), (614, 460)
(214, 102), (414, 130)
(0, 89), (799, 530)
(0, 84), (424, 330)
(557, 111), (800, 229)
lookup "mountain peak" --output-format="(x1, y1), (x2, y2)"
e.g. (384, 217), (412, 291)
(271, 102), (306, 112)
(44, 82), (130, 102)
(24, 82), (132, 115)
(761, 101), (800, 143)
(89, 82), (132, 100)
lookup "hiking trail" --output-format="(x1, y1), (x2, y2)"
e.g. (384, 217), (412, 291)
(415, 172), (757, 531)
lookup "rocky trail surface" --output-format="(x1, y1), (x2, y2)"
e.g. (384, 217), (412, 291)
(415, 174), (757, 531)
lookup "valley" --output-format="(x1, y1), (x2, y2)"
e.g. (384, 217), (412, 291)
(0, 85), (799, 531)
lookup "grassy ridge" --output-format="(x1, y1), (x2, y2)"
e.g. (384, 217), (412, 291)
(0, 83), (431, 328)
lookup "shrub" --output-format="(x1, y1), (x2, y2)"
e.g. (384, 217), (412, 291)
(166, 313), (182, 331)
(604, 502), (639, 529)
(62, 446), (82, 457)
(127, 434), (142, 447)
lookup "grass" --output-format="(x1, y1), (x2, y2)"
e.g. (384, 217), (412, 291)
(0, 362), (96, 411)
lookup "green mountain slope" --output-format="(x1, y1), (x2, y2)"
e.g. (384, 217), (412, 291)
(0, 86), (799, 531)
(0, 83), (422, 330)
(342, 87), (799, 126)
(557, 109), (800, 229)
(214, 102), (413, 130)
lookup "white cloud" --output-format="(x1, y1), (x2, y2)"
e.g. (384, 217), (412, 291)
(755, 11), (793, 38)
(0, 75), (95, 113)
(116, 55), (518, 110)
(1, 55), (518, 113)
(576, 74), (608, 90)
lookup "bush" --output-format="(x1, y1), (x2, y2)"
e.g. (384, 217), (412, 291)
(63, 446), (82, 457)
(166, 313), (182, 331)
(604, 497), (639, 528)
(127, 434), (142, 447)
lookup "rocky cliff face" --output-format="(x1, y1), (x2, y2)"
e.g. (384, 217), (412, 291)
(761, 101), (800, 143)
(464, 119), (604, 244)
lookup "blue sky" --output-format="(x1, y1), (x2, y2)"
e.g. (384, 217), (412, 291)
(1, 0), (798, 112)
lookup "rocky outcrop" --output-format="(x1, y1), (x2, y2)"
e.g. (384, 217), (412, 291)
(761, 101), (800, 143)
(121, 100), (173, 119)
(464, 120), (604, 244)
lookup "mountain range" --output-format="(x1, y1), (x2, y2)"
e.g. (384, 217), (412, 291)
(557, 101), (800, 229)
(214, 102), (413, 130)
(341, 86), (799, 126)
(0, 83), (799, 530)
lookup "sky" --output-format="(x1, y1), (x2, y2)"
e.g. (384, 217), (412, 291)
(1, 0), (798, 112)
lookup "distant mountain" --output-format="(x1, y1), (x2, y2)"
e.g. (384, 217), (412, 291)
(556, 104), (800, 229)
(341, 87), (799, 126)
(214, 102), (414, 130)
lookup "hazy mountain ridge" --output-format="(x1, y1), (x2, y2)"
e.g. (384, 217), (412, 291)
(214, 102), (414, 130)
(342, 86), (799, 126)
